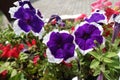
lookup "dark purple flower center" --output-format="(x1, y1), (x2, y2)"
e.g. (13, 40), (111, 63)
(83, 33), (91, 40)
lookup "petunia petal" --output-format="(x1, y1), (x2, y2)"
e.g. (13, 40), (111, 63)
(75, 38), (86, 50)
(30, 16), (44, 33)
(13, 20), (27, 35)
(61, 33), (74, 43)
(85, 10), (107, 24)
(9, 6), (20, 19)
(55, 48), (65, 58)
(46, 48), (63, 64)
(18, 19), (31, 32)
(112, 22), (120, 43)
(63, 43), (75, 60)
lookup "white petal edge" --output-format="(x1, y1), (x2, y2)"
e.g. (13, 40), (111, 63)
(8, 6), (20, 18)
(13, 1), (19, 6)
(108, 14), (114, 23)
(79, 47), (93, 55)
(115, 14), (120, 23)
(23, 4), (30, 9)
(46, 48), (63, 64)
(43, 29), (58, 44)
(59, 30), (69, 34)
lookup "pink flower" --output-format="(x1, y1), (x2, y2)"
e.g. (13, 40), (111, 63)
(114, 0), (120, 11)
(115, 0), (120, 7)
(91, 0), (112, 11)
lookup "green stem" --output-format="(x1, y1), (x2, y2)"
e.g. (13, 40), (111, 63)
(76, 58), (81, 80)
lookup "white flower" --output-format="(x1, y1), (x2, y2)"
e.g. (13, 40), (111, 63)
(72, 76), (79, 80)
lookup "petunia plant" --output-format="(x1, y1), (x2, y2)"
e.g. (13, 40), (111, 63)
(0, 0), (120, 80)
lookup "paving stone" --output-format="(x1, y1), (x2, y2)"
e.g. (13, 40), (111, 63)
(32, 0), (117, 18)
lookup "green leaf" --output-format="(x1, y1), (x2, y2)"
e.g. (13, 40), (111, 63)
(19, 52), (28, 61)
(90, 59), (100, 69)
(0, 67), (6, 73)
(10, 69), (17, 78)
(93, 68), (101, 76)
(4, 62), (10, 66)
(0, 62), (10, 73)
(108, 61), (120, 69)
(89, 52), (101, 61)
(103, 71), (112, 80)
(104, 52), (117, 58)
(103, 57), (113, 63)
(9, 72), (26, 80)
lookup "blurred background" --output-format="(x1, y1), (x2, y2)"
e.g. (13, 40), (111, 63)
(0, 0), (118, 28)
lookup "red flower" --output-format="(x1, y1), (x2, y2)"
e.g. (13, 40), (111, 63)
(33, 55), (40, 65)
(26, 39), (36, 47)
(70, 26), (75, 33)
(8, 47), (19, 58)
(0, 44), (24, 58)
(105, 7), (119, 20)
(62, 61), (72, 68)
(51, 19), (57, 25)
(0, 70), (8, 79)
(18, 44), (24, 50)
(0, 44), (11, 58)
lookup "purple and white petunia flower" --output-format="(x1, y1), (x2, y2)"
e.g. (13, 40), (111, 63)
(74, 22), (105, 55)
(48, 15), (65, 27)
(85, 10), (107, 25)
(43, 30), (77, 64)
(9, 0), (44, 39)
